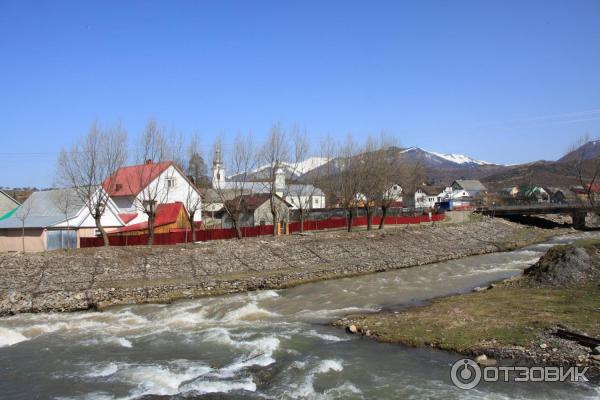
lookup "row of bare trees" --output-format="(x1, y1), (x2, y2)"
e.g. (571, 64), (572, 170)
(56, 118), (424, 246)
(212, 125), (424, 238)
(319, 134), (424, 232)
(57, 119), (210, 246)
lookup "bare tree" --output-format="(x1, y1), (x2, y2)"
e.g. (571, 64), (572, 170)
(260, 122), (290, 237)
(180, 134), (205, 243)
(58, 121), (128, 246)
(322, 135), (360, 232)
(130, 119), (182, 245)
(213, 133), (257, 239)
(567, 133), (599, 206)
(355, 136), (385, 230)
(14, 194), (34, 252)
(285, 129), (326, 232)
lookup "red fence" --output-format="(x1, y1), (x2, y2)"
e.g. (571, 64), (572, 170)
(80, 214), (444, 248)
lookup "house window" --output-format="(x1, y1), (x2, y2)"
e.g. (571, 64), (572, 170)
(165, 178), (176, 189)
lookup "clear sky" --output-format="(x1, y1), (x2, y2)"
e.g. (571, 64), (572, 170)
(1, 0), (600, 188)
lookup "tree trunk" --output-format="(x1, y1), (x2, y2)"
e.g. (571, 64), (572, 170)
(147, 213), (155, 246)
(379, 205), (388, 230)
(271, 205), (278, 237)
(21, 223), (25, 252)
(365, 206), (372, 231)
(95, 214), (110, 247)
(190, 215), (196, 242)
(232, 218), (243, 239)
(299, 209), (305, 233)
(347, 209), (353, 232)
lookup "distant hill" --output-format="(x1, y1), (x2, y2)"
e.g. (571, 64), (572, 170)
(397, 147), (491, 168)
(558, 140), (600, 163)
(228, 141), (599, 191)
(480, 161), (581, 190)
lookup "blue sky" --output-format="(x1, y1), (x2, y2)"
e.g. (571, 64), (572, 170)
(1, 0), (600, 187)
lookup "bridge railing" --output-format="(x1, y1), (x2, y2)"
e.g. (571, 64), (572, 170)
(476, 202), (591, 213)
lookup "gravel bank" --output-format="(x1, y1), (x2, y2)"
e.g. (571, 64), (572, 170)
(0, 218), (561, 315)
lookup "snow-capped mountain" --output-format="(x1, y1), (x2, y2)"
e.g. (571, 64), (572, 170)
(399, 147), (492, 168)
(285, 157), (331, 175)
(230, 146), (496, 182)
(230, 157), (330, 180)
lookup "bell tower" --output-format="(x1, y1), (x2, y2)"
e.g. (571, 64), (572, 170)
(212, 144), (226, 189)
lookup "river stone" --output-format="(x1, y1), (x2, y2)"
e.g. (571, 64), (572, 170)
(347, 325), (358, 334)
(593, 346), (600, 355)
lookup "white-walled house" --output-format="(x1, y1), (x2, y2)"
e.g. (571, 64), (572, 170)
(0, 188), (124, 252)
(103, 160), (202, 225)
(415, 188), (442, 209)
(355, 184), (403, 206)
(383, 184), (403, 204)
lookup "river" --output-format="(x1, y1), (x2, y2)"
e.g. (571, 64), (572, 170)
(1, 232), (599, 399)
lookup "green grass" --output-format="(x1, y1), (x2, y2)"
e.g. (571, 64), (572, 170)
(347, 281), (600, 351)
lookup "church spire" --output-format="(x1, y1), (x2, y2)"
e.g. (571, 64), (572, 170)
(212, 143), (226, 188)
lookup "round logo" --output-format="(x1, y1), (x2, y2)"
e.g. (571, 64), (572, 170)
(450, 358), (482, 390)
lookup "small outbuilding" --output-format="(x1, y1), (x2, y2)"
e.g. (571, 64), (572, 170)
(219, 194), (292, 228)
(108, 202), (190, 236)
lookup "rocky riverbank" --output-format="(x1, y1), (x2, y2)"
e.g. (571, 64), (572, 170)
(333, 238), (600, 377)
(0, 218), (564, 316)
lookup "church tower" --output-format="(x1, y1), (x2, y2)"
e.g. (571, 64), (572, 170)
(274, 161), (286, 197)
(212, 144), (226, 189)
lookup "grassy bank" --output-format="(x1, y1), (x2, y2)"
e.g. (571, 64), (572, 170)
(334, 239), (600, 370)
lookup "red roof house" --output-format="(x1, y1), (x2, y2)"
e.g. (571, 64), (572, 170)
(103, 160), (172, 197)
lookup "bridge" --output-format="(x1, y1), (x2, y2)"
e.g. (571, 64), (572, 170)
(475, 203), (595, 230)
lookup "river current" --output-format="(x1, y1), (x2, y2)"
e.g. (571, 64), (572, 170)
(1, 232), (599, 399)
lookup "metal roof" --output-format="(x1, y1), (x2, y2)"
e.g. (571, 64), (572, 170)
(0, 188), (85, 229)
(286, 184), (325, 197)
(452, 180), (487, 192)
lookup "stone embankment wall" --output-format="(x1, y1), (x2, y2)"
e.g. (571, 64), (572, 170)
(0, 219), (556, 315)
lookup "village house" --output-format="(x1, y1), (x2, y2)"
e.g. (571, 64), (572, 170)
(0, 190), (20, 220)
(218, 193), (292, 229)
(353, 184), (403, 208)
(521, 186), (549, 203)
(103, 160), (202, 226)
(414, 187), (444, 209)
(451, 180), (487, 195)
(448, 180), (487, 209)
(211, 147), (326, 211)
(545, 187), (579, 204)
(0, 188), (124, 252)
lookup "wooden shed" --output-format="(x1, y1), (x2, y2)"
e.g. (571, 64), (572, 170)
(108, 202), (188, 236)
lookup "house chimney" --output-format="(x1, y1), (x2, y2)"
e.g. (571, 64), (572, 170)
(146, 159), (153, 165)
